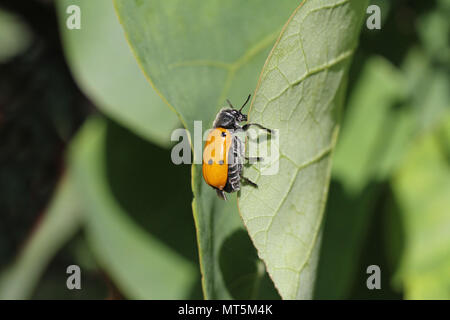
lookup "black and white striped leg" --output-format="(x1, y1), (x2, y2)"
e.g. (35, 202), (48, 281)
(242, 123), (272, 134)
(216, 189), (227, 200)
(241, 176), (258, 188)
(245, 156), (264, 163)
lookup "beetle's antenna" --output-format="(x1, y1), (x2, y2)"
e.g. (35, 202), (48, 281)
(239, 94), (251, 112)
(226, 99), (234, 109)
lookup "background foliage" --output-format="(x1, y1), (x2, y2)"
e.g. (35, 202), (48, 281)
(0, 0), (448, 299)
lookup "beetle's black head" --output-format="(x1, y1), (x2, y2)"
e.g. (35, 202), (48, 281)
(212, 108), (246, 129)
(213, 95), (250, 129)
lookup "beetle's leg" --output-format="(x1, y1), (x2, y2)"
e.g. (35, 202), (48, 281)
(245, 156), (263, 162)
(242, 123), (272, 134)
(216, 189), (227, 200)
(241, 176), (258, 188)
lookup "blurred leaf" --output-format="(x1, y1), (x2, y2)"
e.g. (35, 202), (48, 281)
(392, 112), (450, 299)
(315, 56), (410, 299)
(438, 0), (450, 11)
(375, 108), (416, 180)
(316, 38), (450, 300)
(114, 0), (301, 299)
(56, 0), (179, 148)
(0, 9), (31, 62)
(239, 0), (368, 299)
(402, 48), (430, 97)
(0, 174), (82, 299)
(69, 117), (198, 299)
(415, 70), (450, 133)
(402, 48), (450, 134)
(417, 8), (450, 65)
(333, 56), (404, 194)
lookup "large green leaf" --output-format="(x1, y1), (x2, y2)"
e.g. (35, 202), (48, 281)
(56, 0), (179, 147)
(114, 0), (300, 299)
(239, 0), (368, 299)
(69, 117), (199, 299)
(391, 112), (450, 299)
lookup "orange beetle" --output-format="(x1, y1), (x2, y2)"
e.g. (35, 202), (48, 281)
(202, 95), (271, 200)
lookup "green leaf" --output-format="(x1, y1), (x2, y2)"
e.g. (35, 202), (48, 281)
(113, 0), (301, 299)
(239, 0), (368, 299)
(0, 175), (82, 299)
(391, 112), (450, 299)
(56, 0), (179, 148)
(113, 0), (301, 134)
(69, 117), (199, 299)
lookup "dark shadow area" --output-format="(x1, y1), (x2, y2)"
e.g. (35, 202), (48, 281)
(186, 276), (204, 300)
(359, 0), (436, 66)
(345, 0), (438, 115)
(382, 184), (406, 284)
(315, 180), (380, 299)
(315, 179), (406, 299)
(32, 231), (109, 299)
(104, 120), (198, 263)
(0, 0), (90, 267)
(104, 119), (203, 299)
(347, 182), (404, 299)
(219, 229), (280, 300)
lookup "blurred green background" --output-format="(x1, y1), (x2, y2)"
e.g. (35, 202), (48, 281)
(0, 0), (449, 299)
